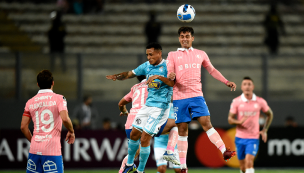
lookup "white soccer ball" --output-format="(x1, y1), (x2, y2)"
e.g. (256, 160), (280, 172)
(177, 4), (196, 22)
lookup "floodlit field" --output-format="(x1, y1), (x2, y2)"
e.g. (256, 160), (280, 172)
(1, 169), (304, 173)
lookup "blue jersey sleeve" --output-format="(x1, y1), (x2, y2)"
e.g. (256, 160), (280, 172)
(132, 62), (148, 76)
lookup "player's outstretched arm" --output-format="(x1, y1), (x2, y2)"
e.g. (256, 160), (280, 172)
(146, 75), (175, 87)
(260, 108), (273, 143)
(60, 110), (75, 144)
(118, 98), (130, 116)
(205, 66), (236, 91)
(228, 112), (249, 125)
(106, 71), (136, 81)
(20, 116), (32, 142)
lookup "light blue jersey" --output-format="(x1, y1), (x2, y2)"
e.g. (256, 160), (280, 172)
(133, 60), (173, 109)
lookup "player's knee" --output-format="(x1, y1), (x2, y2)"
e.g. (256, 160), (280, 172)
(177, 124), (188, 136)
(157, 165), (166, 173)
(130, 130), (141, 141)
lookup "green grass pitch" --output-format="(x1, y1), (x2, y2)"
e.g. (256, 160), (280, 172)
(1, 169), (304, 173)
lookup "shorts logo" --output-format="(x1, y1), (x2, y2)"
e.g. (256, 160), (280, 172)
(43, 160), (57, 172)
(27, 159), (36, 172)
(136, 118), (141, 125)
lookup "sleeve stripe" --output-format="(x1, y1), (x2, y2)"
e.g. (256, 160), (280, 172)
(23, 113), (31, 117)
(132, 70), (136, 75)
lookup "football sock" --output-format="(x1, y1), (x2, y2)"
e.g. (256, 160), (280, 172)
(240, 170), (245, 173)
(126, 139), (140, 166)
(118, 155), (128, 173)
(166, 127), (178, 154)
(206, 127), (226, 154)
(178, 136), (188, 169)
(137, 146), (150, 172)
(245, 168), (254, 173)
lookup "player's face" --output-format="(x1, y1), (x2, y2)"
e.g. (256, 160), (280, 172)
(241, 79), (254, 95)
(146, 48), (162, 65)
(179, 31), (194, 48)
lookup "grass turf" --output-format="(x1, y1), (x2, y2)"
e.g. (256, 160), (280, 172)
(1, 169), (304, 173)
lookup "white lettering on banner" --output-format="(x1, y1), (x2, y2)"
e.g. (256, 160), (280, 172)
(268, 139), (304, 156)
(90, 138), (121, 161)
(17, 139), (30, 161)
(64, 140), (71, 161)
(0, 139), (15, 161)
(74, 138), (91, 161)
(117, 138), (129, 161)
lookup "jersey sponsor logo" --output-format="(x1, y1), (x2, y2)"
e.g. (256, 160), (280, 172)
(148, 80), (161, 89)
(178, 56), (182, 59)
(240, 111), (257, 116)
(177, 63), (200, 71)
(35, 134), (52, 142)
(34, 95), (53, 102)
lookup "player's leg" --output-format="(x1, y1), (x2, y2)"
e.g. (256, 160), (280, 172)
(26, 153), (43, 173)
(154, 146), (167, 173)
(137, 131), (153, 173)
(239, 159), (246, 173)
(192, 96), (235, 160)
(157, 165), (167, 173)
(244, 139), (259, 173)
(244, 154), (255, 173)
(235, 137), (246, 173)
(173, 98), (192, 171)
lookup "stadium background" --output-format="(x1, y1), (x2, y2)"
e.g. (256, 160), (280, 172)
(0, 0), (303, 172)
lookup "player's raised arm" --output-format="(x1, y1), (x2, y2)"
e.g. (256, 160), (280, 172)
(202, 52), (236, 91)
(60, 110), (75, 144)
(106, 71), (136, 81)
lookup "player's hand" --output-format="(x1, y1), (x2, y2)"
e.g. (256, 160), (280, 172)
(65, 131), (75, 144)
(146, 75), (159, 85)
(226, 81), (237, 91)
(168, 72), (176, 80)
(120, 112), (128, 116)
(240, 116), (249, 124)
(106, 74), (118, 81)
(259, 129), (267, 143)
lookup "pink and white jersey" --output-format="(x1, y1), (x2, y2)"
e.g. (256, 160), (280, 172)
(230, 93), (269, 139)
(167, 47), (228, 100)
(23, 89), (68, 156)
(123, 79), (148, 129)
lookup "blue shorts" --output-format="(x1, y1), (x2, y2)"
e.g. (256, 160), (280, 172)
(173, 96), (210, 124)
(125, 119), (167, 139)
(26, 153), (63, 173)
(235, 137), (260, 160)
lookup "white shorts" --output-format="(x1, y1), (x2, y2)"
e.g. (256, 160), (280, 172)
(154, 147), (180, 168)
(132, 105), (169, 136)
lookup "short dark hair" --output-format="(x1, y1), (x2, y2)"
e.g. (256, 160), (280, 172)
(178, 26), (194, 36)
(136, 75), (146, 82)
(243, 76), (254, 83)
(83, 94), (92, 102)
(146, 42), (162, 51)
(37, 70), (53, 89)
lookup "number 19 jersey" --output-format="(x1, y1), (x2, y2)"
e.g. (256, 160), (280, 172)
(23, 89), (68, 156)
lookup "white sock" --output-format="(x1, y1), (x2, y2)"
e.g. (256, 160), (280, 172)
(245, 168), (254, 173)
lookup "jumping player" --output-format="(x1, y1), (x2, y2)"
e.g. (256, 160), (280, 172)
(167, 26), (237, 172)
(107, 43), (177, 173)
(20, 70), (75, 173)
(228, 77), (273, 173)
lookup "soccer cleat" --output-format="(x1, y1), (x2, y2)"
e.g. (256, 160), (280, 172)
(162, 150), (181, 166)
(181, 168), (188, 173)
(133, 171), (145, 173)
(223, 148), (236, 161)
(122, 163), (137, 173)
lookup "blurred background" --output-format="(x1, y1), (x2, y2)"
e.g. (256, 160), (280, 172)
(0, 0), (303, 171)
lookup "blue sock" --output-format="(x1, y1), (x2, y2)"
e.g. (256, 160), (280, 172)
(127, 139), (140, 165)
(138, 146), (150, 172)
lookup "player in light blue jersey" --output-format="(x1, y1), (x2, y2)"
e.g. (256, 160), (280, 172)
(106, 43), (178, 173)
(154, 103), (181, 173)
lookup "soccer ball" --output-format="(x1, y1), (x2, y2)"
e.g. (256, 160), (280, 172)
(177, 4), (196, 22)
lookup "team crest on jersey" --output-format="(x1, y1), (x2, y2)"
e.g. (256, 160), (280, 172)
(159, 66), (164, 72)
(135, 118), (141, 125)
(254, 103), (258, 108)
(148, 80), (161, 89)
(197, 55), (201, 59)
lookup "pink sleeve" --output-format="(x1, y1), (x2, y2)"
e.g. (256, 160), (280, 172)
(229, 99), (238, 114)
(58, 96), (68, 112)
(202, 52), (228, 84)
(166, 53), (175, 76)
(124, 90), (133, 102)
(260, 98), (270, 112)
(23, 102), (31, 118)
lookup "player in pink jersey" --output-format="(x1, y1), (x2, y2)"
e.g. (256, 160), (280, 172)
(166, 26), (237, 172)
(228, 77), (273, 173)
(20, 70), (75, 173)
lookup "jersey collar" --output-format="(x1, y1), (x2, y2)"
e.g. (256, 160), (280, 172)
(241, 93), (256, 102)
(177, 47), (194, 52)
(38, 89), (53, 94)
